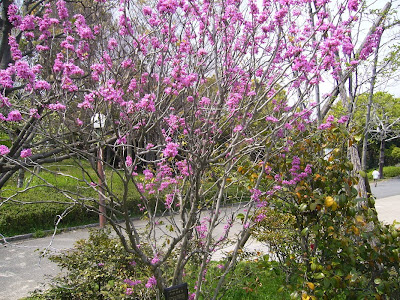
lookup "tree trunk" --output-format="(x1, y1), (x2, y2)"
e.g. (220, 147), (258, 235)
(379, 138), (385, 179)
(349, 145), (370, 199)
(17, 168), (25, 188)
(361, 34), (382, 170)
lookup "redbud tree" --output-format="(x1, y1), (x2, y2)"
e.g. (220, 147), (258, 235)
(0, 0), (389, 298)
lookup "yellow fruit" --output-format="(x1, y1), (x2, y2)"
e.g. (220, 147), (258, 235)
(306, 282), (315, 290)
(325, 196), (334, 207)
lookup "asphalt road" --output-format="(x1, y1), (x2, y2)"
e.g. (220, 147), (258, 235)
(370, 177), (400, 198)
(0, 178), (399, 300)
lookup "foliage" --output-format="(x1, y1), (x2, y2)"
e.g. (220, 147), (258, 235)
(0, 201), (98, 237)
(29, 228), (289, 300)
(253, 122), (400, 299)
(30, 229), (157, 299)
(186, 258), (290, 300)
(389, 146), (400, 163)
(368, 165), (400, 179)
(0, 160), (144, 236)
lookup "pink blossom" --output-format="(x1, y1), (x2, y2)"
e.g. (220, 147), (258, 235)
(197, 48), (207, 56)
(125, 288), (133, 295)
(0, 145), (10, 156)
(145, 276), (157, 289)
(157, 0), (178, 14)
(53, 53), (64, 72)
(119, 14), (134, 35)
(151, 256), (160, 265)
(199, 97), (211, 107)
(34, 80), (51, 90)
(63, 63), (84, 77)
(326, 115), (335, 122)
(126, 156), (133, 167)
(121, 59), (132, 68)
(7, 110), (22, 122)
(348, 0), (358, 11)
(19, 14), (36, 32)
(15, 61), (35, 82)
(233, 125), (243, 133)
(0, 94), (10, 107)
(48, 102), (66, 111)
(143, 6), (153, 15)
(29, 109), (40, 119)
(163, 142), (179, 158)
(128, 78), (137, 91)
(165, 193), (174, 208)
(56, 0), (69, 20)
(337, 115), (349, 124)
(255, 213), (266, 222)
(20, 149), (32, 158)
(0, 70), (13, 88)
(76, 118), (83, 126)
(91, 63), (104, 81)
(36, 45), (49, 51)
(61, 76), (78, 92)
(265, 116), (279, 123)
(74, 14), (94, 39)
(251, 188), (262, 202)
(136, 94), (155, 112)
(8, 4), (22, 26)
(107, 38), (117, 50)
(124, 278), (141, 286)
(176, 160), (191, 176)
(143, 169), (153, 180)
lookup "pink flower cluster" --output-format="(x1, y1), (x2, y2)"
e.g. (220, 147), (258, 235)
(20, 149), (32, 158)
(145, 276), (157, 288)
(163, 142), (179, 158)
(157, 0), (178, 14)
(0, 145), (10, 156)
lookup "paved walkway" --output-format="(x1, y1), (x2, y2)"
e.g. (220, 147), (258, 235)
(0, 181), (399, 300)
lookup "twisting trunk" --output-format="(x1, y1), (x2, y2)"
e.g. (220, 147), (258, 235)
(379, 138), (385, 179)
(17, 168), (25, 188)
(362, 35), (382, 171)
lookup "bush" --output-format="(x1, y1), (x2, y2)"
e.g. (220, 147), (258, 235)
(0, 162), (144, 236)
(0, 202), (99, 237)
(28, 228), (289, 300)
(252, 125), (400, 299)
(29, 229), (157, 299)
(367, 166), (400, 179)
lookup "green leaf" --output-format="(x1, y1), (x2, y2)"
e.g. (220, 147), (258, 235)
(236, 213), (245, 221)
(314, 273), (325, 280)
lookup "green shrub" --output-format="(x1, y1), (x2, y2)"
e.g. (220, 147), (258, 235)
(367, 166), (400, 179)
(29, 228), (157, 299)
(0, 202), (99, 236)
(28, 229), (289, 300)
(252, 125), (400, 299)
(188, 258), (290, 300)
(0, 161), (144, 236)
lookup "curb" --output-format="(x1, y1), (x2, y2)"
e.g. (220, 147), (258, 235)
(0, 222), (99, 244)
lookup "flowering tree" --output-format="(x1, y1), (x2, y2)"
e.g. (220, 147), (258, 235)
(0, 0), (393, 298)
